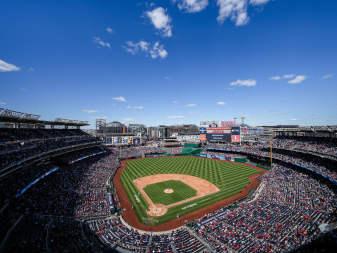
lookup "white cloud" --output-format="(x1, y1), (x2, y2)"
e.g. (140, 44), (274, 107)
(174, 0), (209, 13)
(230, 79), (256, 87)
(283, 74), (295, 79)
(0, 60), (20, 72)
(217, 102), (226, 105)
(289, 119), (299, 121)
(166, 77), (170, 79)
(186, 104), (197, 107)
(123, 40), (168, 59)
(189, 112), (194, 114)
(113, 104), (116, 106)
(228, 87), (234, 90)
(21, 88), (27, 91)
(250, 0), (269, 5)
(322, 73), (334, 79)
(113, 96), (128, 102)
(29, 68), (34, 71)
(107, 28), (113, 34)
(174, 101), (178, 103)
(127, 106), (145, 109)
(276, 106), (281, 109)
(0, 102), (6, 104)
(269, 76), (280, 80)
(216, 0), (270, 26)
(216, 0), (249, 26)
(82, 109), (99, 113)
(94, 37), (111, 48)
(166, 116), (184, 118)
(146, 7), (173, 37)
(288, 75), (307, 84)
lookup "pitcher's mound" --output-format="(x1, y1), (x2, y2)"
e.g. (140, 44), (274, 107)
(164, 189), (174, 193)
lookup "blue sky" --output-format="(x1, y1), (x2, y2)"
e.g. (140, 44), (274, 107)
(0, 0), (336, 128)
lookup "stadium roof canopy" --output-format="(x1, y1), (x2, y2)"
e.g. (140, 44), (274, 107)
(270, 125), (337, 133)
(0, 108), (89, 127)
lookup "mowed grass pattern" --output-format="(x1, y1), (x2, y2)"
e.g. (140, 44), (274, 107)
(120, 157), (261, 226)
(143, 180), (197, 206)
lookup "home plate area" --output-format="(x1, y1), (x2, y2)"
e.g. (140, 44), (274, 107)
(133, 174), (219, 216)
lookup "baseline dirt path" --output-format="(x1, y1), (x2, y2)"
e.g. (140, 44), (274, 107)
(133, 174), (219, 217)
(113, 156), (268, 232)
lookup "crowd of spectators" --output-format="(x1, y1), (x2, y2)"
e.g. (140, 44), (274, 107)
(204, 142), (337, 182)
(160, 147), (183, 154)
(88, 217), (204, 253)
(0, 163), (56, 207)
(0, 137), (100, 170)
(6, 153), (120, 218)
(2, 131), (337, 252)
(57, 146), (105, 164)
(115, 146), (162, 158)
(264, 136), (337, 156)
(5, 216), (99, 253)
(193, 165), (337, 252)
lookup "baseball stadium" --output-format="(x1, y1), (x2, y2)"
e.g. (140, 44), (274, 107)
(2, 1), (337, 252)
(0, 109), (337, 253)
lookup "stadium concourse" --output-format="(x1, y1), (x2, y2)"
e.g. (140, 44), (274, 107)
(0, 127), (337, 252)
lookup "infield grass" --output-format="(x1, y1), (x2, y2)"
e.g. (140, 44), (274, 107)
(120, 156), (261, 226)
(143, 180), (197, 205)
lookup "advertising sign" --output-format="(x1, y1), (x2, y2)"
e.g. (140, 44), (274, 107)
(231, 127), (240, 135)
(206, 127), (231, 130)
(207, 129), (231, 134)
(231, 135), (240, 143)
(207, 134), (231, 142)
(200, 134), (207, 141)
(206, 127), (231, 134)
(221, 121), (237, 126)
(197, 209), (231, 227)
(200, 127), (206, 134)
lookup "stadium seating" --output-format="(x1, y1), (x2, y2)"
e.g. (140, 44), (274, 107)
(1, 133), (337, 253)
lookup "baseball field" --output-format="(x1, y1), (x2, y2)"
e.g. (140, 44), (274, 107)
(119, 156), (261, 226)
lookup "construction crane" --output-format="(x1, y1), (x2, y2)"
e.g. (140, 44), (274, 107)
(235, 112), (285, 125)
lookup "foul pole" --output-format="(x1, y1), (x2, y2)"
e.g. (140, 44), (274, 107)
(270, 139), (272, 169)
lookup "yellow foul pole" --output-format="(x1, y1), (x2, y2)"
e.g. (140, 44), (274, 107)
(270, 139), (272, 169)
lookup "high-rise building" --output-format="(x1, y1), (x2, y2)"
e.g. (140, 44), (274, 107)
(127, 124), (147, 136)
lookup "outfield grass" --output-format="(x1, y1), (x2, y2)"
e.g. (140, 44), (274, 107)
(143, 180), (197, 205)
(120, 156), (261, 226)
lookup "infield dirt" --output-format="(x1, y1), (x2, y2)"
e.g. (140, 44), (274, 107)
(133, 174), (219, 217)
